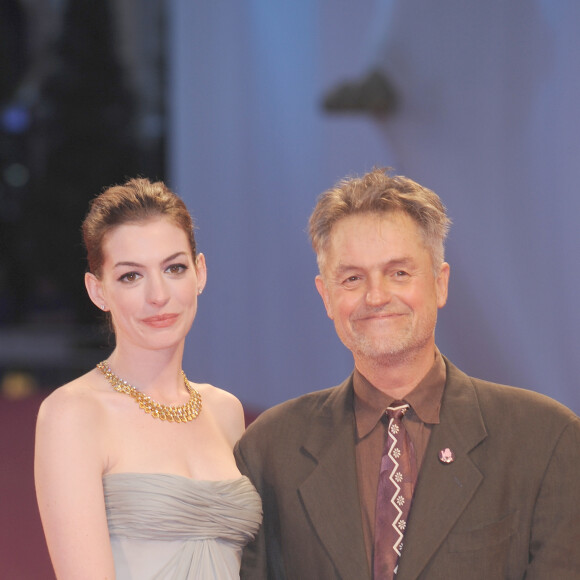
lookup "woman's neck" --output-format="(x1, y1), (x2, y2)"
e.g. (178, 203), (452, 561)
(104, 343), (188, 402)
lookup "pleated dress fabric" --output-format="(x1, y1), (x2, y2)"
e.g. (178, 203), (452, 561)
(103, 473), (262, 579)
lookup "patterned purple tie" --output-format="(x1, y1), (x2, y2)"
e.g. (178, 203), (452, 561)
(373, 401), (417, 579)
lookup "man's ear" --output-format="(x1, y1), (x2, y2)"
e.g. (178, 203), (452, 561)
(436, 262), (450, 309)
(315, 275), (334, 320)
(85, 272), (107, 311)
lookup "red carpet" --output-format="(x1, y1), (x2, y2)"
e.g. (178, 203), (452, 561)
(0, 394), (55, 579)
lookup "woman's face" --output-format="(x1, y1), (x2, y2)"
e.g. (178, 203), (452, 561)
(86, 217), (206, 353)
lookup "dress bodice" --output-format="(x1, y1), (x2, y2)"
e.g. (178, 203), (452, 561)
(103, 473), (262, 579)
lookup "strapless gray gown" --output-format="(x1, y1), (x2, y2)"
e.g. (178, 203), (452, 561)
(103, 473), (262, 579)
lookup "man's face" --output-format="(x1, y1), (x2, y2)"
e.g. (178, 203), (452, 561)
(315, 212), (449, 366)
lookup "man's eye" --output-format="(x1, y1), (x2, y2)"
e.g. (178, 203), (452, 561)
(342, 275), (361, 286)
(395, 271), (409, 277)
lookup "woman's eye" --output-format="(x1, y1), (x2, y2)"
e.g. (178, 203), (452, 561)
(166, 263), (188, 275)
(119, 272), (140, 283)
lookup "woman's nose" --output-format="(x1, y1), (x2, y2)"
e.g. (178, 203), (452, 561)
(146, 274), (170, 305)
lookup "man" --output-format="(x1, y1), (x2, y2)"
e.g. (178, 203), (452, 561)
(234, 168), (580, 579)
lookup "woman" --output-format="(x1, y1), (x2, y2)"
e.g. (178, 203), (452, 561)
(35, 178), (262, 579)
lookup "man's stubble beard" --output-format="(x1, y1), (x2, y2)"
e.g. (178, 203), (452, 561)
(348, 310), (438, 367)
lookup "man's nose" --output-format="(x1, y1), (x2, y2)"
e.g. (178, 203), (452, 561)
(365, 276), (392, 307)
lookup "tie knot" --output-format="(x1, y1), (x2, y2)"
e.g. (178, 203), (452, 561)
(386, 401), (409, 420)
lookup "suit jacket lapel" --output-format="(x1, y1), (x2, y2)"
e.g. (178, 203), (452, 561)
(298, 378), (371, 580)
(397, 359), (488, 579)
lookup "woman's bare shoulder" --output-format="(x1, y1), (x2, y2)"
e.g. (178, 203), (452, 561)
(38, 369), (108, 428)
(196, 382), (242, 407)
(35, 370), (112, 482)
(195, 382), (245, 444)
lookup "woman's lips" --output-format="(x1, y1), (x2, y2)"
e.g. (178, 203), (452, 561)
(142, 314), (179, 328)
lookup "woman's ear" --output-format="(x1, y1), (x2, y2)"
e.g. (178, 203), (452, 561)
(195, 253), (207, 295)
(85, 272), (107, 311)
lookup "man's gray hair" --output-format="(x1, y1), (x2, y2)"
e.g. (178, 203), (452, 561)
(308, 167), (451, 274)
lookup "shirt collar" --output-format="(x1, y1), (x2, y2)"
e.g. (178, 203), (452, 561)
(353, 349), (446, 439)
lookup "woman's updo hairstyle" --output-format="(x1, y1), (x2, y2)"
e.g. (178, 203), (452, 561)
(82, 177), (196, 279)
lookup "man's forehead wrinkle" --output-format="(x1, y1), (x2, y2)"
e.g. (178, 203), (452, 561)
(334, 256), (415, 273)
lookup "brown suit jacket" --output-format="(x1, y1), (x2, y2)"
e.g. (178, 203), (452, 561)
(235, 357), (580, 579)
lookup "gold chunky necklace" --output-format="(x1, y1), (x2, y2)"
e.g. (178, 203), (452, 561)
(96, 361), (202, 422)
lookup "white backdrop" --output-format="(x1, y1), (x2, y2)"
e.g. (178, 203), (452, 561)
(168, 0), (580, 414)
